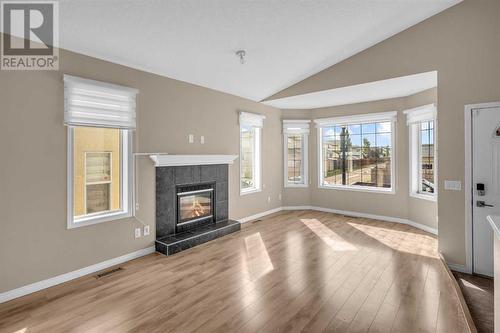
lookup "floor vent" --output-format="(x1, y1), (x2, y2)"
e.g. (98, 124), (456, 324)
(95, 267), (123, 279)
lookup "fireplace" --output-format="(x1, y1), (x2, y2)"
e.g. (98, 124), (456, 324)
(155, 164), (240, 256)
(176, 183), (215, 231)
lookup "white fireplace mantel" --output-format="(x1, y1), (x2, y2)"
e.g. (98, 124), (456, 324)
(149, 154), (239, 167)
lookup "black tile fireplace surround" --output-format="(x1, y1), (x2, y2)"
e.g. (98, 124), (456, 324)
(155, 164), (240, 255)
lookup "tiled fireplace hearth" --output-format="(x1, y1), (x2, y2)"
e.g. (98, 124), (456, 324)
(155, 163), (240, 255)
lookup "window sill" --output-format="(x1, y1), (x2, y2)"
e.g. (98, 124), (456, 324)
(318, 184), (395, 195)
(410, 192), (437, 202)
(284, 183), (309, 188)
(240, 188), (262, 196)
(69, 211), (131, 229)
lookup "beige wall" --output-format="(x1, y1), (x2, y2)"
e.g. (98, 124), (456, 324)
(282, 89), (437, 229)
(270, 0), (500, 267)
(0, 46), (282, 293)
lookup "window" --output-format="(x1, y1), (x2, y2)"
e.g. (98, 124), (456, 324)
(65, 75), (138, 228)
(283, 120), (310, 187)
(315, 111), (396, 192)
(239, 111), (265, 194)
(405, 104), (437, 200)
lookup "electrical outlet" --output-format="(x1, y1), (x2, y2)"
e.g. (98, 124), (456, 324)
(188, 134), (194, 143)
(267, 196), (271, 203)
(200, 136), (205, 144)
(135, 228), (141, 239)
(144, 225), (150, 236)
(135, 202), (140, 211)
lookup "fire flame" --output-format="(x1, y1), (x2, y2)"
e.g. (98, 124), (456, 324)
(192, 198), (207, 217)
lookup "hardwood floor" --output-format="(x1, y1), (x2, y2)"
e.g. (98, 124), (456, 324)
(453, 272), (494, 332)
(0, 210), (469, 333)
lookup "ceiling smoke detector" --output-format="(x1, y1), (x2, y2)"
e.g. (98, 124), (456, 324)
(236, 50), (246, 64)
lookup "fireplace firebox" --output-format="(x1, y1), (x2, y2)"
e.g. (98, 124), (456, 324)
(176, 183), (215, 231)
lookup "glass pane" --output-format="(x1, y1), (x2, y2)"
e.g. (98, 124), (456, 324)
(287, 134), (303, 183)
(322, 128), (341, 185)
(241, 126), (255, 190)
(86, 152), (111, 183)
(179, 192), (212, 222)
(376, 133), (391, 148)
(362, 123), (376, 134)
(347, 124), (361, 135)
(73, 127), (121, 218)
(376, 122), (391, 133)
(321, 121), (392, 189)
(350, 134), (361, 148)
(420, 121), (435, 193)
(86, 184), (110, 214)
(347, 147), (362, 186)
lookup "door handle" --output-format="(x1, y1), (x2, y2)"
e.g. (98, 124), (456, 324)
(477, 200), (494, 207)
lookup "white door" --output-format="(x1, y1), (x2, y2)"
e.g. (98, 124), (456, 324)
(472, 105), (500, 276)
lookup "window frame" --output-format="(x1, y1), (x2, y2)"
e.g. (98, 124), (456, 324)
(316, 112), (397, 194)
(239, 126), (262, 195)
(283, 132), (309, 188)
(67, 127), (133, 229)
(404, 104), (437, 202)
(409, 120), (437, 202)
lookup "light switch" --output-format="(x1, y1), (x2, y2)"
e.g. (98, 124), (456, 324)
(200, 136), (205, 144)
(188, 134), (194, 143)
(444, 180), (461, 191)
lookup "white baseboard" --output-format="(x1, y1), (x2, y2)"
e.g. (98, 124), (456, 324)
(238, 207), (283, 223)
(0, 246), (155, 304)
(281, 205), (314, 211)
(308, 206), (438, 235)
(240, 205), (438, 235)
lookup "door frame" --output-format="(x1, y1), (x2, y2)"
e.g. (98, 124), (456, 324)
(464, 101), (500, 274)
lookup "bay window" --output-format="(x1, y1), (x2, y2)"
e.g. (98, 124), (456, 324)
(315, 111), (396, 192)
(240, 111), (265, 195)
(283, 120), (310, 187)
(65, 75), (137, 228)
(405, 104), (437, 200)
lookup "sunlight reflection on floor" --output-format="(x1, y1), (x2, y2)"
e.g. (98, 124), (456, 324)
(301, 218), (357, 251)
(243, 232), (274, 281)
(346, 220), (438, 258)
(13, 328), (27, 333)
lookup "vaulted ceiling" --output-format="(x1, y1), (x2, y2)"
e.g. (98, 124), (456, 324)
(58, 0), (460, 101)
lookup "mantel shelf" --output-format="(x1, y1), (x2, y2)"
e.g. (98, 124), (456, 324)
(149, 154), (239, 167)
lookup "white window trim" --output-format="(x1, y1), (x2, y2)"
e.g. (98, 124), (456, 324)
(405, 104), (437, 201)
(67, 127), (133, 229)
(316, 112), (397, 194)
(240, 126), (262, 195)
(283, 120), (310, 188)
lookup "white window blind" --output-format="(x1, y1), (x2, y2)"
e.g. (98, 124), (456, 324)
(64, 75), (139, 129)
(283, 119), (310, 134)
(314, 111), (397, 128)
(239, 111), (266, 128)
(403, 104), (436, 125)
